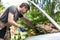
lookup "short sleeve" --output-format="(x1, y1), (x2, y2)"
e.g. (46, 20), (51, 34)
(9, 6), (16, 14)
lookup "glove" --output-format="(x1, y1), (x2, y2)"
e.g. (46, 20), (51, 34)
(19, 27), (26, 32)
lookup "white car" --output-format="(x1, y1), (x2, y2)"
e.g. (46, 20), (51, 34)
(25, 32), (60, 40)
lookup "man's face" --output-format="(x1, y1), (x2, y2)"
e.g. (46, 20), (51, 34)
(21, 6), (28, 14)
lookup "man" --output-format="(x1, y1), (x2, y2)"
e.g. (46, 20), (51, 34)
(0, 3), (40, 40)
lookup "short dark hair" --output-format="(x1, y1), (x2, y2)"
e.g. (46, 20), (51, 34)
(19, 3), (30, 10)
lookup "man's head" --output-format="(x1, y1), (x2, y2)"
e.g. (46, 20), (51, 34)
(19, 3), (30, 13)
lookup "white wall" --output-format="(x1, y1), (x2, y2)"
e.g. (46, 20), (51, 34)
(2, 0), (28, 8)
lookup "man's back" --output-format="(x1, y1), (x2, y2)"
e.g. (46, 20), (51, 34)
(0, 6), (18, 23)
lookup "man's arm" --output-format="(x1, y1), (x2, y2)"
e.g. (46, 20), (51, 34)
(8, 12), (22, 27)
(20, 17), (35, 28)
(20, 17), (41, 33)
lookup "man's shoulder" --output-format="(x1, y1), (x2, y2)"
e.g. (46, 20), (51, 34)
(8, 5), (17, 9)
(7, 5), (17, 12)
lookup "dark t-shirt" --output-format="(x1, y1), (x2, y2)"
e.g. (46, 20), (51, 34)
(0, 6), (23, 38)
(0, 6), (23, 23)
